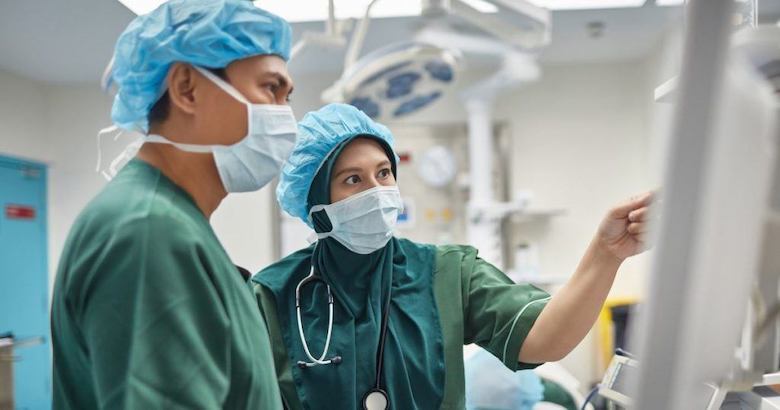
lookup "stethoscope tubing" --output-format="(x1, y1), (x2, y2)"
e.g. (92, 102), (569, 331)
(296, 268), (337, 366)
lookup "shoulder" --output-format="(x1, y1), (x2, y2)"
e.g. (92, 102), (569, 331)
(432, 244), (479, 275)
(59, 179), (212, 297)
(394, 237), (438, 262)
(252, 245), (315, 289)
(72, 172), (204, 249)
(435, 243), (478, 258)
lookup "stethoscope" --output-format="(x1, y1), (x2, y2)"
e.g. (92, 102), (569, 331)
(295, 265), (392, 410)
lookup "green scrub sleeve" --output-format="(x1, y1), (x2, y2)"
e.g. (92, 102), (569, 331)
(75, 215), (232, 409)
(461, 251), (551, 372)
(253, 284), (302, 410)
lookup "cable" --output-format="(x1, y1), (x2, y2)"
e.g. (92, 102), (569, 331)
(754, 302), (780, 347)
(615, 348), (637, 360)
(580, 385), (600, 410)
(373, 274), (393, 390)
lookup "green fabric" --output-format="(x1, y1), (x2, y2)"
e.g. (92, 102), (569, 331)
(255, 137), (444, 409)
(254, 245), (550, 410)
(51, 159), (282, 410)
(434, 245), (550, 409)
(541, 380), (578, 410)
(255, 239), (443, 409)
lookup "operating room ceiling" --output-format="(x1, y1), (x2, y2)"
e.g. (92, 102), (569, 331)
(1, 0), (778, 85)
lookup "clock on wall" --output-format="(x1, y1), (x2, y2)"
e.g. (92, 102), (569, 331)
(416, 145), (457, 188)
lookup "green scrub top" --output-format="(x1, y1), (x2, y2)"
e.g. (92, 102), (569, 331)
(254, 242), (550, 410)
(51, 159), (282, 409)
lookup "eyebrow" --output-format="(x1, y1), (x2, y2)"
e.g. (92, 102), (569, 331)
(264, 72), (294, 96)
(332, 167), (362, 180)
(332, 160), (392, 180)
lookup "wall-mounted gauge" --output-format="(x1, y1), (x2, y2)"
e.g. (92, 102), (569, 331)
(417, 145), (457, 188)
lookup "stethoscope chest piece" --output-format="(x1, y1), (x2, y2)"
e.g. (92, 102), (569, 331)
(363, 388), (389, 410)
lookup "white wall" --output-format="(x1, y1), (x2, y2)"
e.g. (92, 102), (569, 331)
(495, 62), (653, 384)
(43, 84), (114, 288)
(0, 70), (49, 162)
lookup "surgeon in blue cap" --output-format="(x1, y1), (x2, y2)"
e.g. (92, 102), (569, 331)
(51, 1), (294, 408)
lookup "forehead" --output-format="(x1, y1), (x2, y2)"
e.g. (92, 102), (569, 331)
(227, 54), (292, 83)
(333, 137), (389, 170)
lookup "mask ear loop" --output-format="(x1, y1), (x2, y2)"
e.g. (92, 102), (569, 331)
(193, 66), (256, 138)
(96, 125), (144, 181)
(193, 66), (251, 104)
(95, 125), (126, 181)
(103, 139), (143, 181)
(96, 125), (120, 172)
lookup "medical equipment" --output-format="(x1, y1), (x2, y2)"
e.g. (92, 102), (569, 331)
(289, 0), (349, 60)
(295, 264), (394, 410)
(0, 335), (44, 410)
(362, 278), (393, 410)
(413, 6), (548, 268)
(317, 0), (550, 122)
(628, 0), (780, 409)
(148, 67), (297, 193)
(320, 0), (462, 121)
(325, 41), (461, 121)
(295, 268), (341, 368)
(417, 145), (458, 188)
(308, 186), (404, 255)
(599, 354), (640, 407)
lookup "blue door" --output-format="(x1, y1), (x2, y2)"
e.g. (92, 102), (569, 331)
(0, 155), (50, 409)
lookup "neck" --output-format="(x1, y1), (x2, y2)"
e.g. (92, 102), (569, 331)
(313, 238), (392, 317)
(137, 126), (227, 218)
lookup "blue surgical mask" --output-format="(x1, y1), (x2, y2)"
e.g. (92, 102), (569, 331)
(309, 186), (404, 254)
(143, 66), (298, 193)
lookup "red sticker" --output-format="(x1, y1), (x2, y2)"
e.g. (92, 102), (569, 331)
(5, 205), (36, 220)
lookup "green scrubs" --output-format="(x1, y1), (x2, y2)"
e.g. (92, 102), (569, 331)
(253, 243), (550, 409)
(51, 159), (282, 409)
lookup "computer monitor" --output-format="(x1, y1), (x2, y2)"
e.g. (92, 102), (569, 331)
(628, 1), (780, 409)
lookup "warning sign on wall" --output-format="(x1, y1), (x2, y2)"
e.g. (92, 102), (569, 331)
(5, 205), (36, 220)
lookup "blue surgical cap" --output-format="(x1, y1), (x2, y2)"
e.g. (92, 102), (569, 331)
(465, 349), (544, 410)
(109, 0), (291, 132)
(277, 103), (397, 226)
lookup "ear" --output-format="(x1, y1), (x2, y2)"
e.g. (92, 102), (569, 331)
(165, 63), (198, 116)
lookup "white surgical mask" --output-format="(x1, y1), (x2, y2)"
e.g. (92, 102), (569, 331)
(140, 66), (298, 193)
(309, 186), (404, 255)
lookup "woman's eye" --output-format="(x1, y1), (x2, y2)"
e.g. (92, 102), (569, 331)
(378, 168), (391, 179)
(345, 175), (361, 185)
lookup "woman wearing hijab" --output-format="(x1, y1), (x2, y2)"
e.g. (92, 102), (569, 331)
(252, 103), (651, 410)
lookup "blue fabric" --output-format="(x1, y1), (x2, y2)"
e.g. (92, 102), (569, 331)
(277, 103), (397, 226)
(109, 0), (291, 132)
(465, 349), (544, 410)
